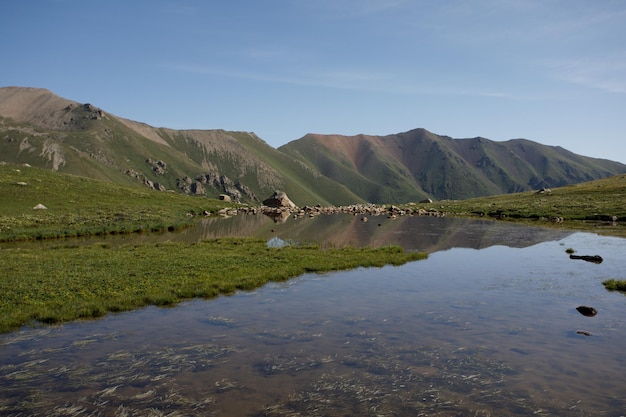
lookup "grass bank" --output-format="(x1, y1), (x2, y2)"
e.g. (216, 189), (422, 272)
(602, 279), (626, 293)
(0, 238), (426, 333)
(0, 164), (232, 241)
(413, 174), (626, 237)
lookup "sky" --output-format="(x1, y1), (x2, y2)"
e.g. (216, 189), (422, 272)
(2, 1), (626, 163)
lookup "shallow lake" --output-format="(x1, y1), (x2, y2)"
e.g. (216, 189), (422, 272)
(1, 215), (625, 416)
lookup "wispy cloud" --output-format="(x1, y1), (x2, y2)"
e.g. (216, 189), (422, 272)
(546, 56), (626, 94)
(165, 62), (536, 101)
(165, 63), (386, 91)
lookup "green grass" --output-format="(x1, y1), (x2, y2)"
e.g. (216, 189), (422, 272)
(409, 174), (626, 236)
(0, 238), (426, 333)
(0, 163), (232, 241)
(602, 279), (626, 292)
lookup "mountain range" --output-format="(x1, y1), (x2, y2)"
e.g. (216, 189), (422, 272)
(1, 86), (625, 205)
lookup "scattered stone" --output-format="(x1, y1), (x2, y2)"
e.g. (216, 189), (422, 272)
(569, 254), (603, 264)
(234, 203), (445, 219)
(32, 203), (47, 210)
(16, 181), (27, 186)
(576, 306), (597, 317)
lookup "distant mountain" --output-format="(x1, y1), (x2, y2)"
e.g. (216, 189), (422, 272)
(279, 129), (626, 201)
(2, 86), (625, 205)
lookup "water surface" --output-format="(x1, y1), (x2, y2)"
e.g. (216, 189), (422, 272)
(1, 216), (625, 416)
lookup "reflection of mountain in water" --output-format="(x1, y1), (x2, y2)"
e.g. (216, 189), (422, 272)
(182, 214), (572, 253)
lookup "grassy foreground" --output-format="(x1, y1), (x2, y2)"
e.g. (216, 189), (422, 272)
(0, 238), (426, 333)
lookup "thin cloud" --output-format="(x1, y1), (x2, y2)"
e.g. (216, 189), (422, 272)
(546, 57), (626, 94)
(166, 62), (535, 101)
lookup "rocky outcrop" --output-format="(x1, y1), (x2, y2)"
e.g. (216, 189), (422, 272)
(177, 176), (206, 195)
(146, 158), (167, 175)
(235, 181), (257, 202)
(81, 103), (103, 120)
(194, 173), (257, 203)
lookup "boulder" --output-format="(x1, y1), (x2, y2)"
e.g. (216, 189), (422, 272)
(263, 191), (296, 209)
(32, 203), (47, 210)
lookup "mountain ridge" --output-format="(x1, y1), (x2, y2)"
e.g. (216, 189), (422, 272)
(279, 129), (626, 201)
(2, 86), (625, 205)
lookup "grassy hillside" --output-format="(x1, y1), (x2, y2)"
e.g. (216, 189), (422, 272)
(0, 87), (365, 206)
(0, 163), (233, 241)
(413, 174), (626, 236)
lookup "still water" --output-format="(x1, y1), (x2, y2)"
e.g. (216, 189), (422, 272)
(1, 215), (625, 416)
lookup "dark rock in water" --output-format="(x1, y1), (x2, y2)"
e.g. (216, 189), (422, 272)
(569, 254), (603, 264)
(576, 306), (598, 317)
(576, 330), (592, 336)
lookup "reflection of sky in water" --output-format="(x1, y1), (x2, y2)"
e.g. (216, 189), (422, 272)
(1, 227), (625, 415)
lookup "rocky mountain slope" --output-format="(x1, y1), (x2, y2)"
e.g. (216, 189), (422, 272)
(2, 86), (625, 205)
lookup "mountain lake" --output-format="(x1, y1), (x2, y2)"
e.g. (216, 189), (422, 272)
(1, 214), (625, 416)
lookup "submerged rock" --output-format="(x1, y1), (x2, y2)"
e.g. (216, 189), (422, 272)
(569, 254), (603, 264)
(576, 306), (598, 317)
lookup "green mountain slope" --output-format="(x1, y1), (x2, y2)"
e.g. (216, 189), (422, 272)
(0, 87), (362, 206)
(280, 129), (626, 202)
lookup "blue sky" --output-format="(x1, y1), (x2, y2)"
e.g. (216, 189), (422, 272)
(2, 1), (626, 163)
